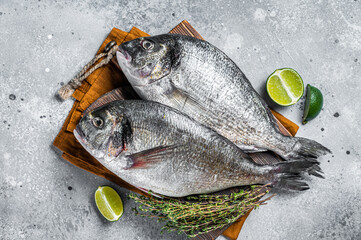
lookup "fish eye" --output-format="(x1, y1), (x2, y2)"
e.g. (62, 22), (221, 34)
(92, 117), (104, 129)
(141, 40), (154, 50)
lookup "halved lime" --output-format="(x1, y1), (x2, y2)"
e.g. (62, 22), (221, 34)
(302, 84), (323, 124)
(95, 186), (124, 221)
(266, 68), (304, 106)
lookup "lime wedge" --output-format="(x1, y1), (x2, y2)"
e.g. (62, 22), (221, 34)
(95, 186), (124, 221)
(302, 84), (323, 124)
(266, 68), (304, 106)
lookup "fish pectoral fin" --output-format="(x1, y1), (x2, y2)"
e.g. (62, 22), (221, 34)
(167, 84), (208, 113)
(124, 145), (178, 169)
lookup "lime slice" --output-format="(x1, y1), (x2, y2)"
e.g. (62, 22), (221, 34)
(266, 68), (304, 106)
(95, 186), (124, 221)
(302, 84), (323, 124)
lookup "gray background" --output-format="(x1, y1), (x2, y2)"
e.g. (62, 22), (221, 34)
(1, 0), (360, 239)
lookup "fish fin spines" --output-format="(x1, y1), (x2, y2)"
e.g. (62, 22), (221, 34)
(270, 160), (323, 191)
(283, 137), (331, 162)
(274, 176), (310, 191)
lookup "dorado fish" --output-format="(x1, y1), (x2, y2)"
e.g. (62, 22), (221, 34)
(74, 100), (322, 197)
(116, 34), (330, 162)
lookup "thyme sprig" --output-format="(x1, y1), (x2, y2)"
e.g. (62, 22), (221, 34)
(128, 184), (273, 238)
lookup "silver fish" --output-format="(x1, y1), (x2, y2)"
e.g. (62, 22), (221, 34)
(116, 34), (330, 162)
(74, 100), (322, 197)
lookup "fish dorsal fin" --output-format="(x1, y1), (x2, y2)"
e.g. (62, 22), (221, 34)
(125, 145), (179, 169)
(84, 86), (140, 115)
(84, 88), (125, 115)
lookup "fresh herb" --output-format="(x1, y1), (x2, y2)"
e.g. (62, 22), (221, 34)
(128, 184), (273, 238)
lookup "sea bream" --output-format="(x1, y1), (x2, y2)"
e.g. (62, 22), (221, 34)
(74, 100), (322, 197)
(116, 34), (330, 162)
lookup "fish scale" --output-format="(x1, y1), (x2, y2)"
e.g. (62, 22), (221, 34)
(74, 100), (323, 197)
(117, 34), (331, 161)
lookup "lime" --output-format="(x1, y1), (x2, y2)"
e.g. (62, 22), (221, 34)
(95, 186), (124, 221)
(266, 68), (304, 106)
(302, 84), (323, 124)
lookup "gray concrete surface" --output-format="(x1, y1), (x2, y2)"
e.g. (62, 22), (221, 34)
(1, 0), (360, 239)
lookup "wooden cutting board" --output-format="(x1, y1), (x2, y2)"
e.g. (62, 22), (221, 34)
(54, 20), (299, 240)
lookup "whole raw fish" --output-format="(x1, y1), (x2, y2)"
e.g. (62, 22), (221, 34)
(116, 34), (330, 162)
(74, 100), (322, 197)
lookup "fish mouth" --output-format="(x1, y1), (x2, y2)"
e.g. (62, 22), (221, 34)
(74, 125), (87, 145)
(117, 45), (132, 62)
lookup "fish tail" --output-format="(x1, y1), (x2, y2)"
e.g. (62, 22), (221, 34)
(282, 137), (331, 162)
(270, 160), (324, 191)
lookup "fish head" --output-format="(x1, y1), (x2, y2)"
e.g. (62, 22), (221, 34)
(74, 104), (131, 160)
(116, 34), (180, 87)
